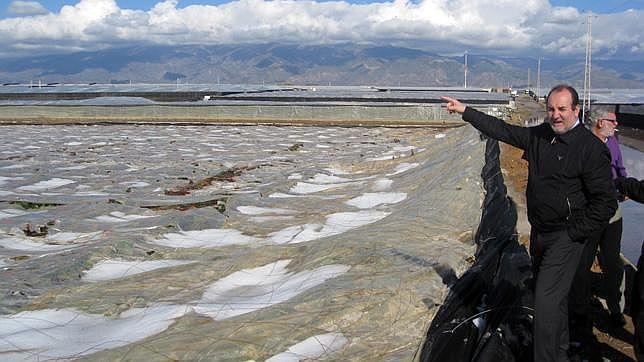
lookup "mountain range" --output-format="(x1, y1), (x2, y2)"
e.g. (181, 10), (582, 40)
(0, 44), (642, 89)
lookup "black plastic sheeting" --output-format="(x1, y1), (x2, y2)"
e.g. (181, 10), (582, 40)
(420, 138), (535, 362)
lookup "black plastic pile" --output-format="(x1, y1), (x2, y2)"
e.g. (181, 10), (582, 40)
(420, 139), (534, 362)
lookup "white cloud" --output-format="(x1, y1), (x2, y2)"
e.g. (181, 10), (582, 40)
(0, 0), (641, 58)
(8, 1), (48, 16)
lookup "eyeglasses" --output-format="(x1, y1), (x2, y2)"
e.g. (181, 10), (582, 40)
(599, 118), (618, 124)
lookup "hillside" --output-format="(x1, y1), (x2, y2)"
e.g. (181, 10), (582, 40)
(1, 44), (642, 88)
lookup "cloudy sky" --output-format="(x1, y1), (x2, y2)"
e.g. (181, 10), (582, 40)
(0, 0), (642, 59)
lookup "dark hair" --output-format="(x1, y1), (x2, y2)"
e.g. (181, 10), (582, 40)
(546, 84), (579, 108)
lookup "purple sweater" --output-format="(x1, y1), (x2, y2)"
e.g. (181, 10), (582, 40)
(606, 136), (627, 179)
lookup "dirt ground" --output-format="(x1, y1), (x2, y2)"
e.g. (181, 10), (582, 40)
(500, 95), (637, 361)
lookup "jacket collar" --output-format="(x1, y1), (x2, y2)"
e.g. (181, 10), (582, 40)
(549, 121), (583, 145)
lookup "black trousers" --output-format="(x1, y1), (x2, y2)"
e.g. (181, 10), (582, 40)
(531, 229), (586, 362)
(598, 219), (624, 314)
(569, 218), (624, 321)
(634, 244), (644, 361)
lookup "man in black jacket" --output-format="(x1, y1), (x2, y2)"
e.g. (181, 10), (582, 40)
(615, 176), (644, 361)
(442, 85), (617, 361)
(616, 177), (644, 203)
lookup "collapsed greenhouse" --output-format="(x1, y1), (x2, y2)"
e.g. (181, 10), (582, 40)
(0, 84), (511, 125)
(0, 85), (528, 360)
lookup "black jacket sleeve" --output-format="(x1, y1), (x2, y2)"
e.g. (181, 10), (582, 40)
(567, 144), (618, 242)
(615, 177), (644, 203)
(462, 107), (531, 150)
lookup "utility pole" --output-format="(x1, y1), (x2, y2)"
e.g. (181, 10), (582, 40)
(582, 13), (593, 121)
(537, 57), (541, 102)
(464, 51), (468, 88)
(527, 68), (531, 92)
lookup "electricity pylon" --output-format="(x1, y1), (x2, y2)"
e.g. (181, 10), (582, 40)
(582, 14), (593, 121)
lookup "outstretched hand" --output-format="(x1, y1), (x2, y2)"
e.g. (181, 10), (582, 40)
(441, 96), (466, 114)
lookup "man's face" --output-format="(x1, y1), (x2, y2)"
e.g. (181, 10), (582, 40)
(546, 90), (580, 134)
(597, 112), (618, 138)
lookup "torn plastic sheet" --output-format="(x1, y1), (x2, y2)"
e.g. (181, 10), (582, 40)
(1, 124), (487, 360)
(82, 259), (197, 282)
(266, 332), (349, 361)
